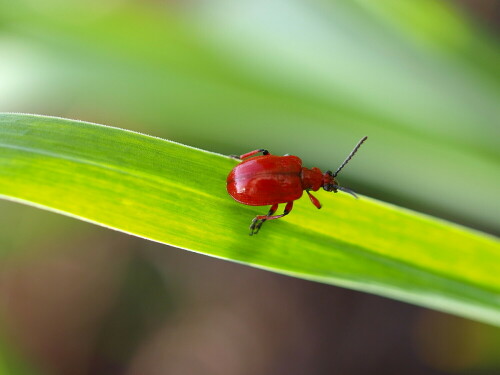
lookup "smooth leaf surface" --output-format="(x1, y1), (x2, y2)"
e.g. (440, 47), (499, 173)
(1, 113), (499, 326)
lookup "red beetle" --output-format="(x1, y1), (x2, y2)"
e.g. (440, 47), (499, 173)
(227, 136), (367, 235)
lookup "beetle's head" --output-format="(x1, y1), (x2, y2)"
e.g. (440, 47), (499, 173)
(322, 170), (358, 198)
(322, 171), (338, 192)
(322, 136), (368, 199)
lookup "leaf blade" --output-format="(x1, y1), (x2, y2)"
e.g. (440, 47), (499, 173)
(1, 113), (499, 326)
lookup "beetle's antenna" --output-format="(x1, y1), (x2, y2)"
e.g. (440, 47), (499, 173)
(333, 136), (368, 177)
(332, 185), (358, 199)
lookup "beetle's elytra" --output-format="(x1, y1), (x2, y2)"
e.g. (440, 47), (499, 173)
(227, 136), (367, 235)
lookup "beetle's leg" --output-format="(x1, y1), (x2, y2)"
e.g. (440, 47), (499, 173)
(250, 203), (278, 236)
(306, 190), (322, 209)
(238, 149), (270, 160)
(250, 201), (294, 235)
(263, 201), (293, 221)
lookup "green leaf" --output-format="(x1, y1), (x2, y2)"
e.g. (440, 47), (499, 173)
(1, 113), (499, 327)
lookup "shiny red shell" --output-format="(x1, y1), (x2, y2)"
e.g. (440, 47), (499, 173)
(227, 155), (323, 206)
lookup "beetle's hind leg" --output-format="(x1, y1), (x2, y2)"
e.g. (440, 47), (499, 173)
(250, 202), (293, 235)
(236, 149), (270, 160)
(250, 204), (278, 235)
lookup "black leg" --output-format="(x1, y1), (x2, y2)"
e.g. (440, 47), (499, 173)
(249, 201), (294, 235)
(250, 203), (278, 236)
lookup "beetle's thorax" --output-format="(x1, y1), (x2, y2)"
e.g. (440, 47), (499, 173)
(300, 167), (323, 191)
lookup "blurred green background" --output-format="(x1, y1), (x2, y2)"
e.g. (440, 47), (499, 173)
(0, 0), (499, 374)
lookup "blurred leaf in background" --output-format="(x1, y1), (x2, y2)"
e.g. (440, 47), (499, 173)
(0, 0), (498, 233)
(0, 0), (499, 374)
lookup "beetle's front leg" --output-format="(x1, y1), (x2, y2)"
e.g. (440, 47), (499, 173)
(250, 201), (293, 235)
(306, 190), (322, 209)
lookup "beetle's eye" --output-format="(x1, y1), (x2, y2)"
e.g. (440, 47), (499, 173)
(324, 184), (334, 192)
